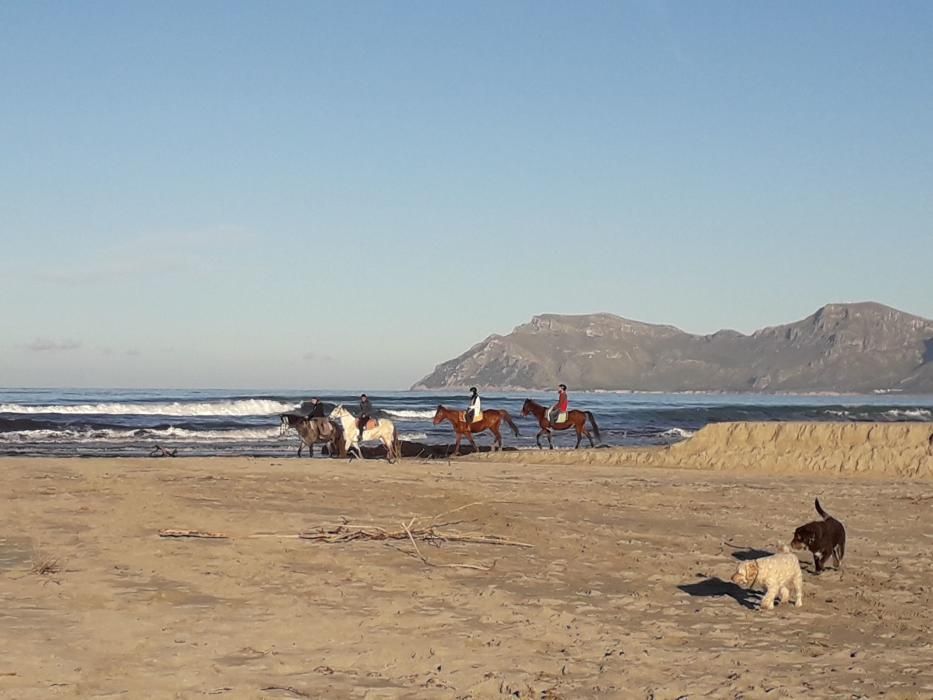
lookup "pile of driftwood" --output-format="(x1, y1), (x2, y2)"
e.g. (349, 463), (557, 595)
(158, 503), (530, 571)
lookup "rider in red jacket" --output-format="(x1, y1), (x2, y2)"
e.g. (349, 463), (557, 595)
(550, 384), (568, 423)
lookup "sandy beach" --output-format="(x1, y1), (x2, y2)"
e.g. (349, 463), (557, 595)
(2, 423), (932, 699)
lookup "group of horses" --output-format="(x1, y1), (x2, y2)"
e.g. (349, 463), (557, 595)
(279, 398), (601, 461)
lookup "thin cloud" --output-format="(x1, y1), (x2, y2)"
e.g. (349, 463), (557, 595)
(26, 338), (82, 352)
(37, 227), (253, 286)
(303, 351), (336, 363)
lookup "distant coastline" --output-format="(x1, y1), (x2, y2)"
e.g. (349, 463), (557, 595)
(414, 303), (933, 394)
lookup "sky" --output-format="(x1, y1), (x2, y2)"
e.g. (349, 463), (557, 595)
(1, 1), (931, 389)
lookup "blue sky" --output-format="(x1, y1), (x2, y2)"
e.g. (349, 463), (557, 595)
(1, 1), (931, 389)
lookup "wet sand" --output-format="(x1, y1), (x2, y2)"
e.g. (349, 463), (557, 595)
(1, 451), (932, 699)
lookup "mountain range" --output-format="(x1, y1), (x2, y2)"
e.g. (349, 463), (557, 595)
(412, 302), (933, 393)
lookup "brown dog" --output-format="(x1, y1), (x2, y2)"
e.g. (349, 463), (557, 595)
(791, 498), (846, 573)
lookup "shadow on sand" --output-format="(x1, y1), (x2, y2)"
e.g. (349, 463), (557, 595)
(678, 575), (759, 610)
(309, 441), (518, 461)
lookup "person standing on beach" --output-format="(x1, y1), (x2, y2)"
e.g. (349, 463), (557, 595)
(357, 393), (374, 442)
(466, 386), (482, 424)
(307, 398), (325, 418)
(550, 384), (568, 424)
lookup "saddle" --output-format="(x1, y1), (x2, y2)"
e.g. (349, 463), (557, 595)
(309, 417), (336, 439)
(548, 410), (568, 424)
(359, 417), (379, 430)
(458, 410), (483, 424)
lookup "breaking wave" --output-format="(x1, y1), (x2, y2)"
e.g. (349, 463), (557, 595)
(0, 399), (298, 417)
(882, 408), (932, 420)
(0, 426), (283, 443)
(384, 409), (436, 420)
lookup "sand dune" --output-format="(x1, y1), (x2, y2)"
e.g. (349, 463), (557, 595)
(476, 421), (933, 479)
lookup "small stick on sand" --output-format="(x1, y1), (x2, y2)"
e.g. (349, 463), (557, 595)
(158, 529), (228, 539)
(260, 686), (310, 698)
(149, 445), (177, 457)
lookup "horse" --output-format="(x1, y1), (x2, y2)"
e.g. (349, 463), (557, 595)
(520, 398), (601, 449)
(279, 413), (344, 457)
(329, 405), (397, 461)
(432, 405), (520, 456)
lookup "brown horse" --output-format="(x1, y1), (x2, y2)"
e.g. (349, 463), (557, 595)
(521, 398), (600, 449)
(432, 405), (520, 455)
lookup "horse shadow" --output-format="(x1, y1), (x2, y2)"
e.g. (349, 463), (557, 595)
(678, 575), (759, 610)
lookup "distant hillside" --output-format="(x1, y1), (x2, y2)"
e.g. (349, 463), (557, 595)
(412, 303), (933, 393)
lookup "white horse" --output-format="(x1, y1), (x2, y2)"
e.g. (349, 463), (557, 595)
(329, 405), (397, 461)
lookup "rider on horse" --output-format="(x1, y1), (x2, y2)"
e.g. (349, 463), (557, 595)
(307, 397), (325, 418)
(549, 384), (568, 424)
(467, 387), (482, 424)
(357, 393), (374, 442)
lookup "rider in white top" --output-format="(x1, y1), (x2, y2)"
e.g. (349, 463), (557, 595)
(467, 387), (482, 423)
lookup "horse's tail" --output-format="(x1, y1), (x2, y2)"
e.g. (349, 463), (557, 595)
(586, 411), (601, 442)
(501, 410), (520, 437)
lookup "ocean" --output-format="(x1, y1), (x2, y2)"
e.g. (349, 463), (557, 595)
(1, 387), (932, 458)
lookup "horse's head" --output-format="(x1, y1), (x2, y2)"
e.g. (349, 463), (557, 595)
(432, 405), (446, 425)
(329, 405), (347, 419)
(521, 399), (534, 416)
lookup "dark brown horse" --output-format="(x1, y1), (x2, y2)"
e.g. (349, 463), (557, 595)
(279, 414), (345, 457)
(432, 405), (520, 455)
(521, 398), (600, 449)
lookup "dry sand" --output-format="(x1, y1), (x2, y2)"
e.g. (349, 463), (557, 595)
(2, 422), (932, 699)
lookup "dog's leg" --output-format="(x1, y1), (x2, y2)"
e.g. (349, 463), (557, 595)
(813, 553), (824, 574)
(793, 570), (804, 607)
(779, 586), (790, 605)
(760, 585), (777, 610)
(832, 543), (843, 569)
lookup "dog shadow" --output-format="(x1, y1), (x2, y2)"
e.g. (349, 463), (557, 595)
(730, 548), (773, 561)
(678, 575), (759, 610)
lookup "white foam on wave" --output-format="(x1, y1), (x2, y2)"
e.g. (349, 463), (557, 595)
(883, 408), (932, 420)
(660, 427), (696, 439)
(399, 432), (428, 441)
(0, 399), (298, 417)
(0, 426), (284, 443)
(384, 409), (435, 420)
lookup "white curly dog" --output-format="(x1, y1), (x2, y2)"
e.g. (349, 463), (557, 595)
(731, 547), (804, 610)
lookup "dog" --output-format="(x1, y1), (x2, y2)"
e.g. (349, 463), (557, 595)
(731, 546), (804, 610)
(790, 498), (846, 574)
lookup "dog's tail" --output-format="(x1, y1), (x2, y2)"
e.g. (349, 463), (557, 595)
(815, 497), (831, 520)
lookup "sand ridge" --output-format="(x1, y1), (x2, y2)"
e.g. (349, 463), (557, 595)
(476, 421), (933, 479)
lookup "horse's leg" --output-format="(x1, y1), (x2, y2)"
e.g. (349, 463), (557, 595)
(535, 429), (544, 449)
(297, 443), (302, 458)
(308, 442), (314, 457)
(547, 430), (554, 450)
(574, 427), (583, 449)
(453, 431), (462, 457)
(465, 429), (478, 453)
(490, 425), (502, 451)
(586, 427), (595, 447)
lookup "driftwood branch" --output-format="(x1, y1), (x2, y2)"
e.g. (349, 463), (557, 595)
(158, 503), (530, 569)
(149, 445), (177, 458)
